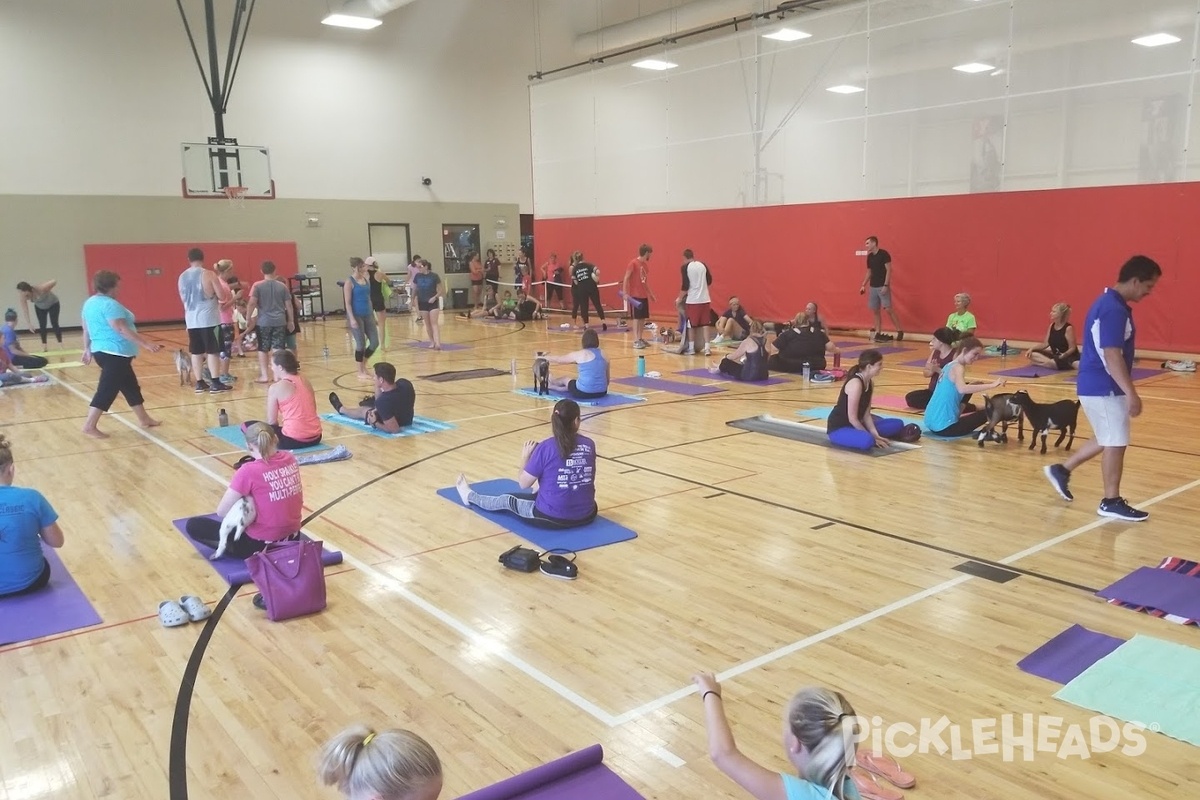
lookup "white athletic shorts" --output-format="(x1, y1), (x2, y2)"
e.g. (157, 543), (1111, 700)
(1079, 394), (1130, 447)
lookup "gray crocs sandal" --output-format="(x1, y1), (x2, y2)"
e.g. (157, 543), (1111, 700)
(158, 600), (190, 628)
(179, 595), (212, 622)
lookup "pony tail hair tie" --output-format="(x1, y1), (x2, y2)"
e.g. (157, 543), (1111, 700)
(362, 733), (376, 747)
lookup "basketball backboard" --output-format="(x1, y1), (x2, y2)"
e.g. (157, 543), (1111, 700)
(181, 138), (275, 198)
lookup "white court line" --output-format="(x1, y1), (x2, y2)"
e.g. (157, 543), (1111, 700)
(648, 746), (686, 768)
(49, 372), (622, 727)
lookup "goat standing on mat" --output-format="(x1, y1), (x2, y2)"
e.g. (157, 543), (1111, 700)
(1012, 390), (1080, 454)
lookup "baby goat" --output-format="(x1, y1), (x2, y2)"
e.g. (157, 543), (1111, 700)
(1011, 390), (1080, 454)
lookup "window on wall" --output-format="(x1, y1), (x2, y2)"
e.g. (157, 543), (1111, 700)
(367, 223), (412, 275)
(442, 224), (480, 274)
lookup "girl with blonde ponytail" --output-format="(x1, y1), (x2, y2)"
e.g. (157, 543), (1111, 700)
(317, 723), (443, 800)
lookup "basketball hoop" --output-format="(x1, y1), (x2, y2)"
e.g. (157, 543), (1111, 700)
(222, 185), (249, 208)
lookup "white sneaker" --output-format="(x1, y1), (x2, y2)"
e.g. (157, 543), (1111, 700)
(711, 334), (725, 344)
(703, 345), (712, 356)
(1164, 360), (1196, 372)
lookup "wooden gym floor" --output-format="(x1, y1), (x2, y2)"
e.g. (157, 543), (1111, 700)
(1, 313), (1198, 800)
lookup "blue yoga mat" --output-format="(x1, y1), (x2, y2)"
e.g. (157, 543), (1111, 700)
(513, 388), (645, 407)
(319, 413), (455, 438)
(798, 406), (972, 441)
(204, 426), (329, 454)
(436, 478), (637, 552)
(0, 546), (102, 645)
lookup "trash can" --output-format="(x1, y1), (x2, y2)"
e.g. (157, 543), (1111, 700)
(450, 287), (469, 310)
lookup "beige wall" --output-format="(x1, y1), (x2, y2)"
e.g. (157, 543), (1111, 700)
(0, 195), (521, 327)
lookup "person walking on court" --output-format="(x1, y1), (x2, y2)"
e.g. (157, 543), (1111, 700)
(413, 259), (445, 350)
(675, 249), (714, 356)
(16, 279), (62, 346)
(859, 236), (903, 342)
(344, 257), (380, 380)
(623, 244), (655, 348)
(80, 270), (163, 438)
(317, 723), (443, 800)
(329, 361), (415, 433)
(245, 260), (294, 384)
(178, 247), (231, 394)
(570, 251), (607, 329)
(1045, 255), (1161, 521)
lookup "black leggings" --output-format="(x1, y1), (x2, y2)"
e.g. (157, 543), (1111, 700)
(243, 421), (321, 451)
(930, 410), (988, 438)
(571, 284), (605, 324)
(567, 380), (607, 400)
(12, 354), (48, 369)
(0, 558), (52, 598)
(905, 389), (973, 411)
(90, 352), (144, 411)
(34, 303), (62, 345)
(185, 516), (299, 560)
(718, 358), (766, 382)
(767, 354), (825, 373)
(548, 284), (564, 304)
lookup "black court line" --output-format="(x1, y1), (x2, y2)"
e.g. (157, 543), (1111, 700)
(812, 522), (835, 530)
(703, 492), (725, 499)
(618, 468), (639, 474)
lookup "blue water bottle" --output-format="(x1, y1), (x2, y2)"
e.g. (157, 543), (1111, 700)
(1001, 339), (1008, 356)
(636, 355), (646, 377)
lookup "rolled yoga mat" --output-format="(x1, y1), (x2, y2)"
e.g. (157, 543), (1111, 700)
(726, 415), (917, 456)
(611, 376), (725, 396)
(1017, 624), (1126, 685)
(173, 516), (344, 585)
(420, 368), (510, 382)
(456, 744), (646, 800)
(0, 546), (102, 646)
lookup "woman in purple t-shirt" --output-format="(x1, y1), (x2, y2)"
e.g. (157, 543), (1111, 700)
(454, 399), (598, 528)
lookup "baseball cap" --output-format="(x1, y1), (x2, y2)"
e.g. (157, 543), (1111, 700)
(364, 257), (379, 267)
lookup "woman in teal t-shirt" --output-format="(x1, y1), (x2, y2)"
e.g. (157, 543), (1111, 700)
(923, 336), (1006, 438)
(0, 435), (65, 598)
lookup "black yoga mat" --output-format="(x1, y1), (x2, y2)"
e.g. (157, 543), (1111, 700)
(419, 368), (510, 382)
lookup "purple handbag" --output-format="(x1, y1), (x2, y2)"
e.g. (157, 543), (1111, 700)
(245, 538), (327, 621)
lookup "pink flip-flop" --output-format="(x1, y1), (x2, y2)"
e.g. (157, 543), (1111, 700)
(851, 768), (905, 800)
(856, 751), (916, 789)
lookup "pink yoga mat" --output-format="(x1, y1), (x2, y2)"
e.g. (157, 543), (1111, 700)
(1017, 624), (1126, 685)
(173, 517), (343, 586)
(456, 745), (645, 800)
(872, 395), (918, 412)
(0, 546), (102, 645)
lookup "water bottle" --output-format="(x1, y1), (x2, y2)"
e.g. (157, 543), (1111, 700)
(802, 363), (811, 382)
(322, 345), (330, 360)
(833, 352), (842, 370)
(1001, 339), (1008, 356)
(636, 355), (646, 377)
(217, 408), (229, 428)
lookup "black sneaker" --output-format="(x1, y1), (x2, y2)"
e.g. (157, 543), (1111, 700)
(329, 391), (343, 412)
(195, 380), (210, 394)
(1044, 464), (1073, 501)
(209, 381), (231, 393)
(896, 331), (905, 341)
(876, 332), (894, 342)
(252, 593), (267, 610)
(602, 322), (608, 332)
(539, 554), (578, 581)
(1098, 497), (1149, 522)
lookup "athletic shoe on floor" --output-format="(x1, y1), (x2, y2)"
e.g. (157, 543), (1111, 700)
(209, 381), (232, 393)
(329, 391), (343, 412)
(540, 554), (578, 580)
(1098, 497), (1148, 522)
(896, 331), (905, 341)
(876, 332), (895, 342)
(1044, 464), (1073, 501)
(1163, 360), (1196, 372)
(703, 345), (712, 356)
(602, 323), (608, 331)
(632, 339), (647, 349)
(195, 380), (210, 394)
(711, 334), (726, 344)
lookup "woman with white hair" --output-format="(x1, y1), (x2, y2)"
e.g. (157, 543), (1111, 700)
(945, 293), (977, 340)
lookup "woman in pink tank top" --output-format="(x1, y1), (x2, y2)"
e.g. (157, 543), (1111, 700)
(243, 350), (322, 449)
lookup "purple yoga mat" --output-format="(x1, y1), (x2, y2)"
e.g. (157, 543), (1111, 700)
(612, 376), (725, 395)
(0, 546), (102, 645)
(1017, 624), (1126, 685)
(991, 364), (1069, 379)
(405, 341), (470, 351)
(1097, 566), (1200, 620)
(173, 517), (344, 585)
(900, 357), (932, 368)
(456, 745), (645, 800)
(676, 368), (790, 386)
(1066, 367), (1164, 383)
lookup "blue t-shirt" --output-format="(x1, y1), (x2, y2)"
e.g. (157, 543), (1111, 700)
(526, 434), (597, 521)
(924, 365), (963, 432)
(782, 774), (861, 800)
(1, 324), (17, 358)
(1076, 288), (1135, 397)
(413, 272), (441, 303)
(82, 295), (139, 358)
(0, 485), (58, 594)
(576, 348), (607, 394)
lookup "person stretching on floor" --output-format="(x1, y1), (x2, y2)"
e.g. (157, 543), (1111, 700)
(318, 723), (443, 800)
(713, 296), (754, 344)
(0, 435), (65, 600)
(826, 349), (907, 450)
(455, 397), (598, 529)
(329, 361), (416, 433)
(923, 336), (1006, 438)
(0, 347), (49, 387)
(1027, 302), (1079, 370)
(2, 310), (48, 369)
(946, 293), (977, 340)
(542, 329), (609, 400)
(514, 289), (543, 321)
(242, 349), (322, 450)
(185, 422), (303, 559)
(904, 327), (965, 410)
(710, 320), (768, 382)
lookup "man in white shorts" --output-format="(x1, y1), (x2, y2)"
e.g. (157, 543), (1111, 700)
(1044, 255), (1161, 521)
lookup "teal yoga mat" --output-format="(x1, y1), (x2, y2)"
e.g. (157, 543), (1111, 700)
(204, 426), (329, 454)
(1054, 634), (1200, 747)
(320, 413), (454, 438)
(513, 388), (645, 407)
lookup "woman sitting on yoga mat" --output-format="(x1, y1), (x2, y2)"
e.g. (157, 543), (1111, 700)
(243, 349), (322, 450)
(2, 309), (48, 369)
(186, 423), (303, 559)
(0, 435), (64, 599)
(543, 329), (609, 399)
(1026, 302), (1080, 371)
(904, 326), (969, 411)
(318, 723), (442, 800)
(455, 398), (598, 529)
(924, 336), (1007, 438)
(826, 349), (907, 450)
(710, 320), (768, 382)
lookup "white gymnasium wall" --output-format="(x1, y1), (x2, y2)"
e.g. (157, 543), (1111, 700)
(531, 0), (1200, 217)
(0, 0), (535, 207)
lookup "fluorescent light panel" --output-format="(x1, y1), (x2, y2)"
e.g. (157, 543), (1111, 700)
(321, 13), (382, 29)
(762, 28), (812, 42)
(826, 84), (864, 94)
(632, 59), (677, 71)
(1132, 33), (1181, 47)
(953, 62), (995, 73)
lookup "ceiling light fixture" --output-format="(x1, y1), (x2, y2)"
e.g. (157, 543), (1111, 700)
(953, 62), (995, 74)
(321, 13), (382, 29)
(763, 28), (812, 42)
(826, 84), (865, 94)
(632, 59), (678, 71)
(1132, 33), (1181, 47)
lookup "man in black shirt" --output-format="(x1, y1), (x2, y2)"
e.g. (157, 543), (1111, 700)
(328, 361), (415, 433)
(858, 236), (904, 342)
(768, 318), (837, 372)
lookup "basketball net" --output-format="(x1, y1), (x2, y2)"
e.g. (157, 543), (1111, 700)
(222, 185), (248, 208)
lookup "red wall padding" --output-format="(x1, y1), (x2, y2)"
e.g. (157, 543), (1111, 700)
(84, 242), (299, 323)
(534, 182), (1199, 352)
